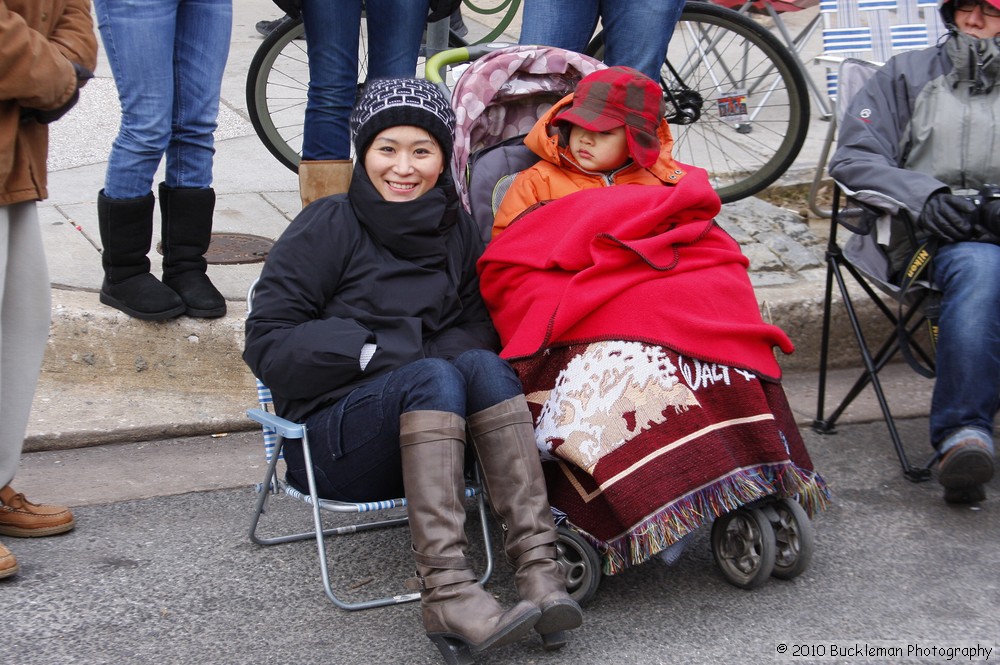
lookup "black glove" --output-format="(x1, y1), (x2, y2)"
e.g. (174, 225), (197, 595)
(971, 225), (1000, 245)
(980, 198), (1000, 237)
(271, 0), (302, 19)
(916, 192), (977, 243)
(428, 0), (463, 22)
(23, 63), (94, 125)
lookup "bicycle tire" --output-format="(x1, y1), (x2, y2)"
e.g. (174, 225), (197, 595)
(587, 1), (810, 203)
(247, 17), (308, 172)
(246, 16), (464, 172)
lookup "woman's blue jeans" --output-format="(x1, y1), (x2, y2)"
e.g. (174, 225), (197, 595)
(288, 350), (524, 501)
(94, 0), (232, 199)
(301, 0), (429, 160)
(929, 241), (1000, 448)
(519, 0), (686, 81)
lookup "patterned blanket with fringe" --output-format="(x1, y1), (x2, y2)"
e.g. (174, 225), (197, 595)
(514, 340), (829, 576)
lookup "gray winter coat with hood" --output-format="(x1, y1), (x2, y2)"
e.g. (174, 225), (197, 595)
(828, 6), (1000, 276)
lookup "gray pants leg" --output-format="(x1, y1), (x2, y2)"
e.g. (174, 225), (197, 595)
(0, 202), (51, 487)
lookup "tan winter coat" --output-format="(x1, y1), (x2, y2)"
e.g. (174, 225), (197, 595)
(0, 0), (97, 205)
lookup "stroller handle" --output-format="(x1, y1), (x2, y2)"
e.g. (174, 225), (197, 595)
(425, 43), (518, 94)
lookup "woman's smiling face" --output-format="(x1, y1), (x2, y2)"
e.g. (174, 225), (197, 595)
(364, 126), (445, 202)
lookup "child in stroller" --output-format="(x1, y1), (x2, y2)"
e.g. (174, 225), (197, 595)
(434, 44), (829, 601)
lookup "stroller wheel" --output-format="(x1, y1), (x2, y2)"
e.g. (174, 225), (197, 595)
(555, 526), (602, 605)
(768, 498), (814, 580)
(711, 507), (776, 589)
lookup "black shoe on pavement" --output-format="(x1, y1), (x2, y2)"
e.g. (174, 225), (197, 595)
(256, 17), (304, 39)
(943, 484), (987, 504)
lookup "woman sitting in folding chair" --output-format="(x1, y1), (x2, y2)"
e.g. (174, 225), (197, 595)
(828, 0), (1000, 504)
(243, 78), (582, 663)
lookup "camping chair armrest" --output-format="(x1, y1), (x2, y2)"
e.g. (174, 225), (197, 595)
(247, 408), (305, 439)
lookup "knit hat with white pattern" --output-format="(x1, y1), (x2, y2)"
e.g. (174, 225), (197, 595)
(350, 78), (456, 157)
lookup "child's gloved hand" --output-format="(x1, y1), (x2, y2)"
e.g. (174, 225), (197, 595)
(917, 192), (977, 243)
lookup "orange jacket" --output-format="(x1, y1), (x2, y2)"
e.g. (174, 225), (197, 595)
(490, 92), (687, 239)
(0, 0), (97, 205)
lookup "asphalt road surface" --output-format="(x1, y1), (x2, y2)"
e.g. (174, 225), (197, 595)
(6, 416), (998, 665)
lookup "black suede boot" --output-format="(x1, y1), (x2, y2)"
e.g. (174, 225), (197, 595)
(159, 183), (227, 318)
(98, 190), (185, 321)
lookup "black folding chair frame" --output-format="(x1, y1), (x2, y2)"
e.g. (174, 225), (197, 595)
(812, 186), (938, 482)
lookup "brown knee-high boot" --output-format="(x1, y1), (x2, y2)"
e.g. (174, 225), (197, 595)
(467, 396), (583, 650)
(399, 411), (540, 664)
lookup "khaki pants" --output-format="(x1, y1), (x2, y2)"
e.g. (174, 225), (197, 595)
(0, 202), (51, 488)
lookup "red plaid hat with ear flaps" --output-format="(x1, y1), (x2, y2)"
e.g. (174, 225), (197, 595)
(554, 66), (665, 169)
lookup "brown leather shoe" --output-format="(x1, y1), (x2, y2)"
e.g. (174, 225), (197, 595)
(0, 485), (75, 537)
(0, 540), (18, 579)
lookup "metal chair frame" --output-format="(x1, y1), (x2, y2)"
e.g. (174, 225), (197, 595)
(813, 189), (939, 481)
(811, 58), (938, 482)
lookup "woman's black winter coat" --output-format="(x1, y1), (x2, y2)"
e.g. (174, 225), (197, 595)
(243, 168), (500, 423)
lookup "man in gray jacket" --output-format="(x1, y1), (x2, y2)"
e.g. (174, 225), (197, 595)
(829, 0), (1000, 503)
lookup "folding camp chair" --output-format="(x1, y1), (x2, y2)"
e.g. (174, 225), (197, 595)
(812, 58), (939, 482)
(806, 0), (947, 217)
(244, 281), (495, 610)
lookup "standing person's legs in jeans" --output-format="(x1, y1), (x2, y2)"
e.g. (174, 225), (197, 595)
(292, 351), (523, 501)
(94, 0), (231, 319)
(599, 0), (685, 81)
(95, 0), (232, 198)
(166, 0), (231, 190)
(930, 241), (1000, 453)
(519, 0), (599, 54)
(300, 0), (428, 161)
(519, 0), (685, 81)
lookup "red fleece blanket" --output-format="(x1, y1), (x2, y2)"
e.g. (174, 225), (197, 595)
(478, 169), (794, 379)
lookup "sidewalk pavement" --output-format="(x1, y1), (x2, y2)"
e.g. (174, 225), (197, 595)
(25, 0), (932, 469)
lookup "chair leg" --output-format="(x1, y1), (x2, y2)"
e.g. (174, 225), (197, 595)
(812, 212), (934, 482)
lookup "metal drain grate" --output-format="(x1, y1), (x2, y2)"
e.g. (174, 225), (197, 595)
(157, 233), (273, 265)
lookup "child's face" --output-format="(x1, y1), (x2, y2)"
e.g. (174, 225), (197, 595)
(568, 125), (630, 172)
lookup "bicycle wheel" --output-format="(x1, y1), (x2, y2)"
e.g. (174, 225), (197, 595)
(247, 17), (308, 171)
(246, 16), (464, 172)
(587, 1), (810, 203)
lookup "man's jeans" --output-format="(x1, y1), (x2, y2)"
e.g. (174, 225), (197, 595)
(288, 351), (524, 501)
(519, 0), (686, 81)
(301, 0), (429, 160)
(94, 0), (232, 199)
(930, 241), (1000, 449)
